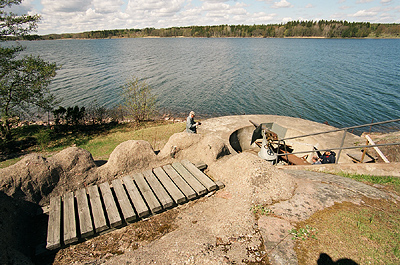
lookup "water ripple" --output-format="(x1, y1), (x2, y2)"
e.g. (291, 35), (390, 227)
(18, 38), (400, 129)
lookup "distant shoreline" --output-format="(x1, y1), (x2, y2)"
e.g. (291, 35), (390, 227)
(19, 35), (400, 42)
(13, 21), (399, 41)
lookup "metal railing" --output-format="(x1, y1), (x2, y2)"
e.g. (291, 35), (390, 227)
(274, 118), (400, 164)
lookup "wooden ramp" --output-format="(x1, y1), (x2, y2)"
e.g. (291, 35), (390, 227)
(46, 160), (223, 250)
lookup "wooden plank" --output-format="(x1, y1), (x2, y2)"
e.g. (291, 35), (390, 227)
(99, 182), (122, 228)
(162, 164), (197, 200)
(133, 172), (162, 214)
(215, 180), (225, 189)
(181, 160), (217, 191)
(172, 162), (207, 196)
(142, 169), (174, 209)
(279, 150), (310, 165)
(111, 179), (137, 223)
(122, 175), (149, 218)
(87, 185), (108, 233)
(75, 188), (94, 238)
(365, 135), (390, 163)
(46, 196), (62, 250)
(195, 162), (207, 171)
(153, 167), (187, 204)
(63, 191), (78, 245)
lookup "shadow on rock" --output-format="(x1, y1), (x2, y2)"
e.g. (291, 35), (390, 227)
(317, 253), (359, 265)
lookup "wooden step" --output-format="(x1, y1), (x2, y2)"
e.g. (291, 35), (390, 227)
(45, 161), (223, 250)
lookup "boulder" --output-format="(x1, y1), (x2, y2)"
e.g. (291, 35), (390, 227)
(0, 147), (97, 205)
(159, 132), (230, 165)
(207, 152), (295, 205)
(49, 146), (96, 175)
(0, 154), (60, 204)
(101, 140), (158, 177)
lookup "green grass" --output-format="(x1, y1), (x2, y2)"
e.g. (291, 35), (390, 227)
(78, 122), (186, 160)
(336, 172), (400, 194)
(296, 199), (400, 264)
(0, 157), (23, 168)
(295, 172), (400, 265)
(0, 121), (186, 168)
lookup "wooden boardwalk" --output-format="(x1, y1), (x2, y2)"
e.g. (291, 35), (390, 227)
(46, 160), (223, 250)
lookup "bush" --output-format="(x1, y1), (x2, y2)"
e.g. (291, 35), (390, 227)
(120, 77), (157, 122)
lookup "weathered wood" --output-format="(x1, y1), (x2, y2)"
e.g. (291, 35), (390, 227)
(133, 172), (162, 214)
(172, 162), (207, 196)
(75, 188), (94, 238)
(63, 191), (78, 245)
(46, 160), (222, 250)
(162, 164), (197, 200)
(99, 182), (122, 228)
(46, 196), (62, 250)
(143, 169), (174, 209)
(112, 179), (136, 223)
(181, 160), (217, 191)
(365, 135), (390, 163)
(215, 180), (225, 189)
(153, 167), (187, 204)
(195, 162), (207, 171)
(279, 150), (310, 165)
(122, 175), (149, 218)
(87, 185), (108, 233)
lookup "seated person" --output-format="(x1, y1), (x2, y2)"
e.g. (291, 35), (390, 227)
(320, 150), (336, 164)
(186, 111), (200, 133)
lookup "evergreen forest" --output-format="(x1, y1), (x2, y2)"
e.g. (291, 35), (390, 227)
(21, 20), (400, 40)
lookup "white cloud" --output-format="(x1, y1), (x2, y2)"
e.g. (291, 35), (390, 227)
(37, 0), (128, 33)
(201, 2), (230, 11)
(127, 0), (186, 15)
(5, 0), (399, 34)
(201, 0), (230, 3)
(92, 0), (124, 14)
(351, 8), (379, 18)
(5, 0), (37, 15)
(41, 0), (92, 13)
(355, 0), (374, 3)
(271, 0), (293, 9)
(282, 17), (292, 23)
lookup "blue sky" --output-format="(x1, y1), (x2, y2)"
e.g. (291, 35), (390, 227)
(10, 0), (400, 34)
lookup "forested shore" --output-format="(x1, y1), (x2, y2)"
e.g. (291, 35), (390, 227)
(20, 20), (400, 40)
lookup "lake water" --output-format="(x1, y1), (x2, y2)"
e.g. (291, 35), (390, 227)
(19, 38), (400, 131)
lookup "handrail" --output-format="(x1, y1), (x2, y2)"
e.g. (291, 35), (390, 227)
(275, 142), (400, 158)
(273, 118), (400, 164)
(279, 118), (400, 141)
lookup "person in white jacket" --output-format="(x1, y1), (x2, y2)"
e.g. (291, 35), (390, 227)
(186, 111), (200, 133)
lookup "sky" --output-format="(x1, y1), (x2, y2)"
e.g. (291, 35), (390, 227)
(8, 0), (400, 35)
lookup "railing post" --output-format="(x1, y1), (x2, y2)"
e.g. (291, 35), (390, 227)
(336, 129), (347, 164)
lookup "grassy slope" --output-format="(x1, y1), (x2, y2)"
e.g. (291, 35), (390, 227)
(293, 173), (400, 265)
(0, 121), (186, 168)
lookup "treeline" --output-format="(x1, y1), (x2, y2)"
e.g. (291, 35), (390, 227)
(23, 20), (400, 40)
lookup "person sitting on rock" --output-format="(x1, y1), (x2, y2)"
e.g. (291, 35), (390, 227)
(320, 150), (336, 164)
(186, 111), (200, 133)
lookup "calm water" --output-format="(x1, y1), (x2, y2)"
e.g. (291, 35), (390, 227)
(19, 38), (400, 130)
